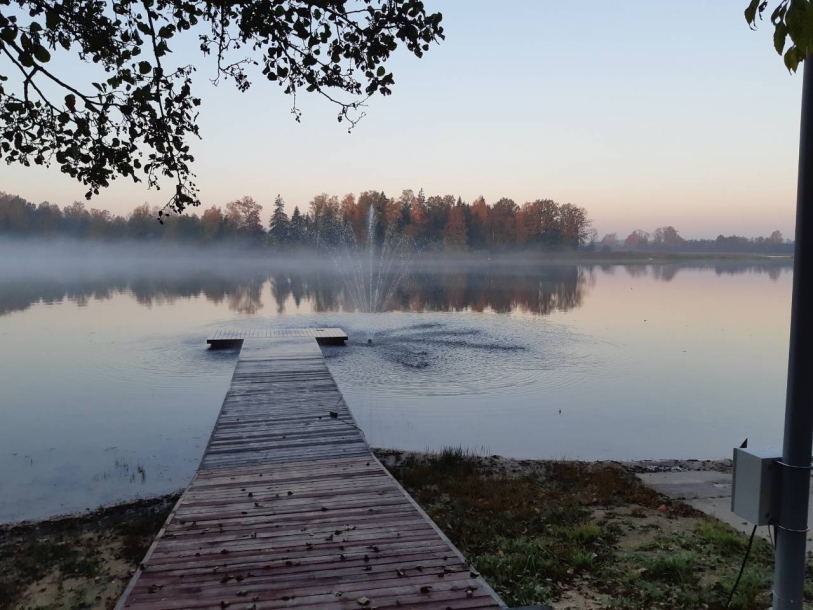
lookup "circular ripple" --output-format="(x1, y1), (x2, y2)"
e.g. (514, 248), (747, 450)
(314, 312), (640, 401)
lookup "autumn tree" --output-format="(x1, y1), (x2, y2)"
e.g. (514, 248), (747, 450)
(558, 203), (590, 249)
(0, 1), (445, 213)
(62, 201), (89, 233)
(89, 208), (114, 239)
(32, 201), (61, 234)
(600, 233), (618, 248)
(468, 196), (489, 249)
(652, 226), (683, 248)
(442, 205), (467, 250)
(128, 203), (161, 239)
(161, 210), (200, 241)
(624, 229), (650, 249)
(425, 195), (452, 242)
(309, 193), (341, 249)
(384, 194), (403, 233)
(226, 196), (264, 238)
(0, 191), (32, 233)
(488, 198), (519, 249)
(201, 205), (223, 241)
(585, 227), (599, 249)
(339, 193), (363, 239)
(517, 199), (561, 248)
(397, 189), (417, 227)
(356, 190), (389, 244)
(405, 190), (429, 242)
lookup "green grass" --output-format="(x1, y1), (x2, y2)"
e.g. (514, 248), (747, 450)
(726, 566), (772, 610)
(554, 522), (604, 544)
(569, 549), (596, 571)
(635, 551), (697, 583)
(695, 520), (747, 555)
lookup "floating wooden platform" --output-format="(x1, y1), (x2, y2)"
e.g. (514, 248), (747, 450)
(117, 331), (504, 610)
(207, 328), (348, 348)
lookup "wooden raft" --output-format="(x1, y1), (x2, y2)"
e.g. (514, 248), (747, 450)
(117, 332), (504, 610)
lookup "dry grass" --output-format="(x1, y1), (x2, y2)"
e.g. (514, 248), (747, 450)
(379, 448), (800, 610)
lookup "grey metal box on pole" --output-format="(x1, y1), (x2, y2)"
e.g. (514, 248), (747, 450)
(731, 447), (780, 526)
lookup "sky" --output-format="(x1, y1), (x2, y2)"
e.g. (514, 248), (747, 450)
(0, 1), (804, 239)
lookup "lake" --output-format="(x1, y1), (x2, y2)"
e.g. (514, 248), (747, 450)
(0, 244), (794, 522)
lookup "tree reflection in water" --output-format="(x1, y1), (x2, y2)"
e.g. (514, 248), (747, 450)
(0, 261), (792, 318)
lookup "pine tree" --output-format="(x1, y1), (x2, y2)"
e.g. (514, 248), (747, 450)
(289, 206), (305, 246)
(268, 194), (290, 246)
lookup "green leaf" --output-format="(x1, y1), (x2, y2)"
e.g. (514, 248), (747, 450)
(775, 23), (788, 55)
(784, 46), (800, 72)
(377, 66), (385, 77)
(139, 61), (151, 74)
(33, 45), (50, 63)
(19, 52), (34, 68)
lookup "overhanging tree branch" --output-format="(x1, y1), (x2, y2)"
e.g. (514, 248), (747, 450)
(0, 0), (445, 214)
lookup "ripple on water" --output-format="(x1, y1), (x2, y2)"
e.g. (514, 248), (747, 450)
(316, 314), (642, 402)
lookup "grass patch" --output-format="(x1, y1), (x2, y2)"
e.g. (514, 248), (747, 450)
(636, 551), (697, 583)
(379, 449), (810, 610)
(726, 566), (772, 610)
(695, 521), (746, 556)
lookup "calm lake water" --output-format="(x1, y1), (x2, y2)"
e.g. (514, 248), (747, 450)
(0, 245), (794, 522)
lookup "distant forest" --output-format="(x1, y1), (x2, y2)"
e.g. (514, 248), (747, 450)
(0, 190), (793, 254)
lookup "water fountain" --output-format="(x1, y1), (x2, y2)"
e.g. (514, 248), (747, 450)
(332, 205), (413, 342)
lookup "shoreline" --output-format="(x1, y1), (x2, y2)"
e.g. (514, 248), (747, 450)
(0, 457), (734, 529)
(1, 453), (766, 610)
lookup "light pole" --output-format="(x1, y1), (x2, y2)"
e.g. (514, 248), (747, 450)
(773, 52), (813, 610)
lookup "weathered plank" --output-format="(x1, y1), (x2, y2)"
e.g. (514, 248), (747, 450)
(116, 332), (504, 610)
(207, 328), (348, 348)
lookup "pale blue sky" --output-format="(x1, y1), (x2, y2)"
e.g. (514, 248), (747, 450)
(0, 1), (803, 238)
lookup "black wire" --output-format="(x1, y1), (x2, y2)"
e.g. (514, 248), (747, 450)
(727, 524), (758, 608)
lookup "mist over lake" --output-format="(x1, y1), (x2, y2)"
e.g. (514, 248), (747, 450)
(0, 241), (793, 522)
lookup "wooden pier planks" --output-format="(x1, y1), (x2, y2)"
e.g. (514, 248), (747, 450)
(117, 332), (504, 610)
(207, 328), (348, 348)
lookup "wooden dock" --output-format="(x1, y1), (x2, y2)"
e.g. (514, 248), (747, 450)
(117, 329), (505, 610)
(207, 328), (349, 348)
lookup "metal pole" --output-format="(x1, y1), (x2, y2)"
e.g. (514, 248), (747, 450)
(774, 54), (813, 610)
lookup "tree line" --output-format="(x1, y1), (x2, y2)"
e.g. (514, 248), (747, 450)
(597, 226), (793, 254)
(0, 190), (592, 251)
(0, 190), (791, 254)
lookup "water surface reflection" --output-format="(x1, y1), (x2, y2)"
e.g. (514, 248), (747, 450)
(0, 256), (794, 522)
(0, 261), (790, 318)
